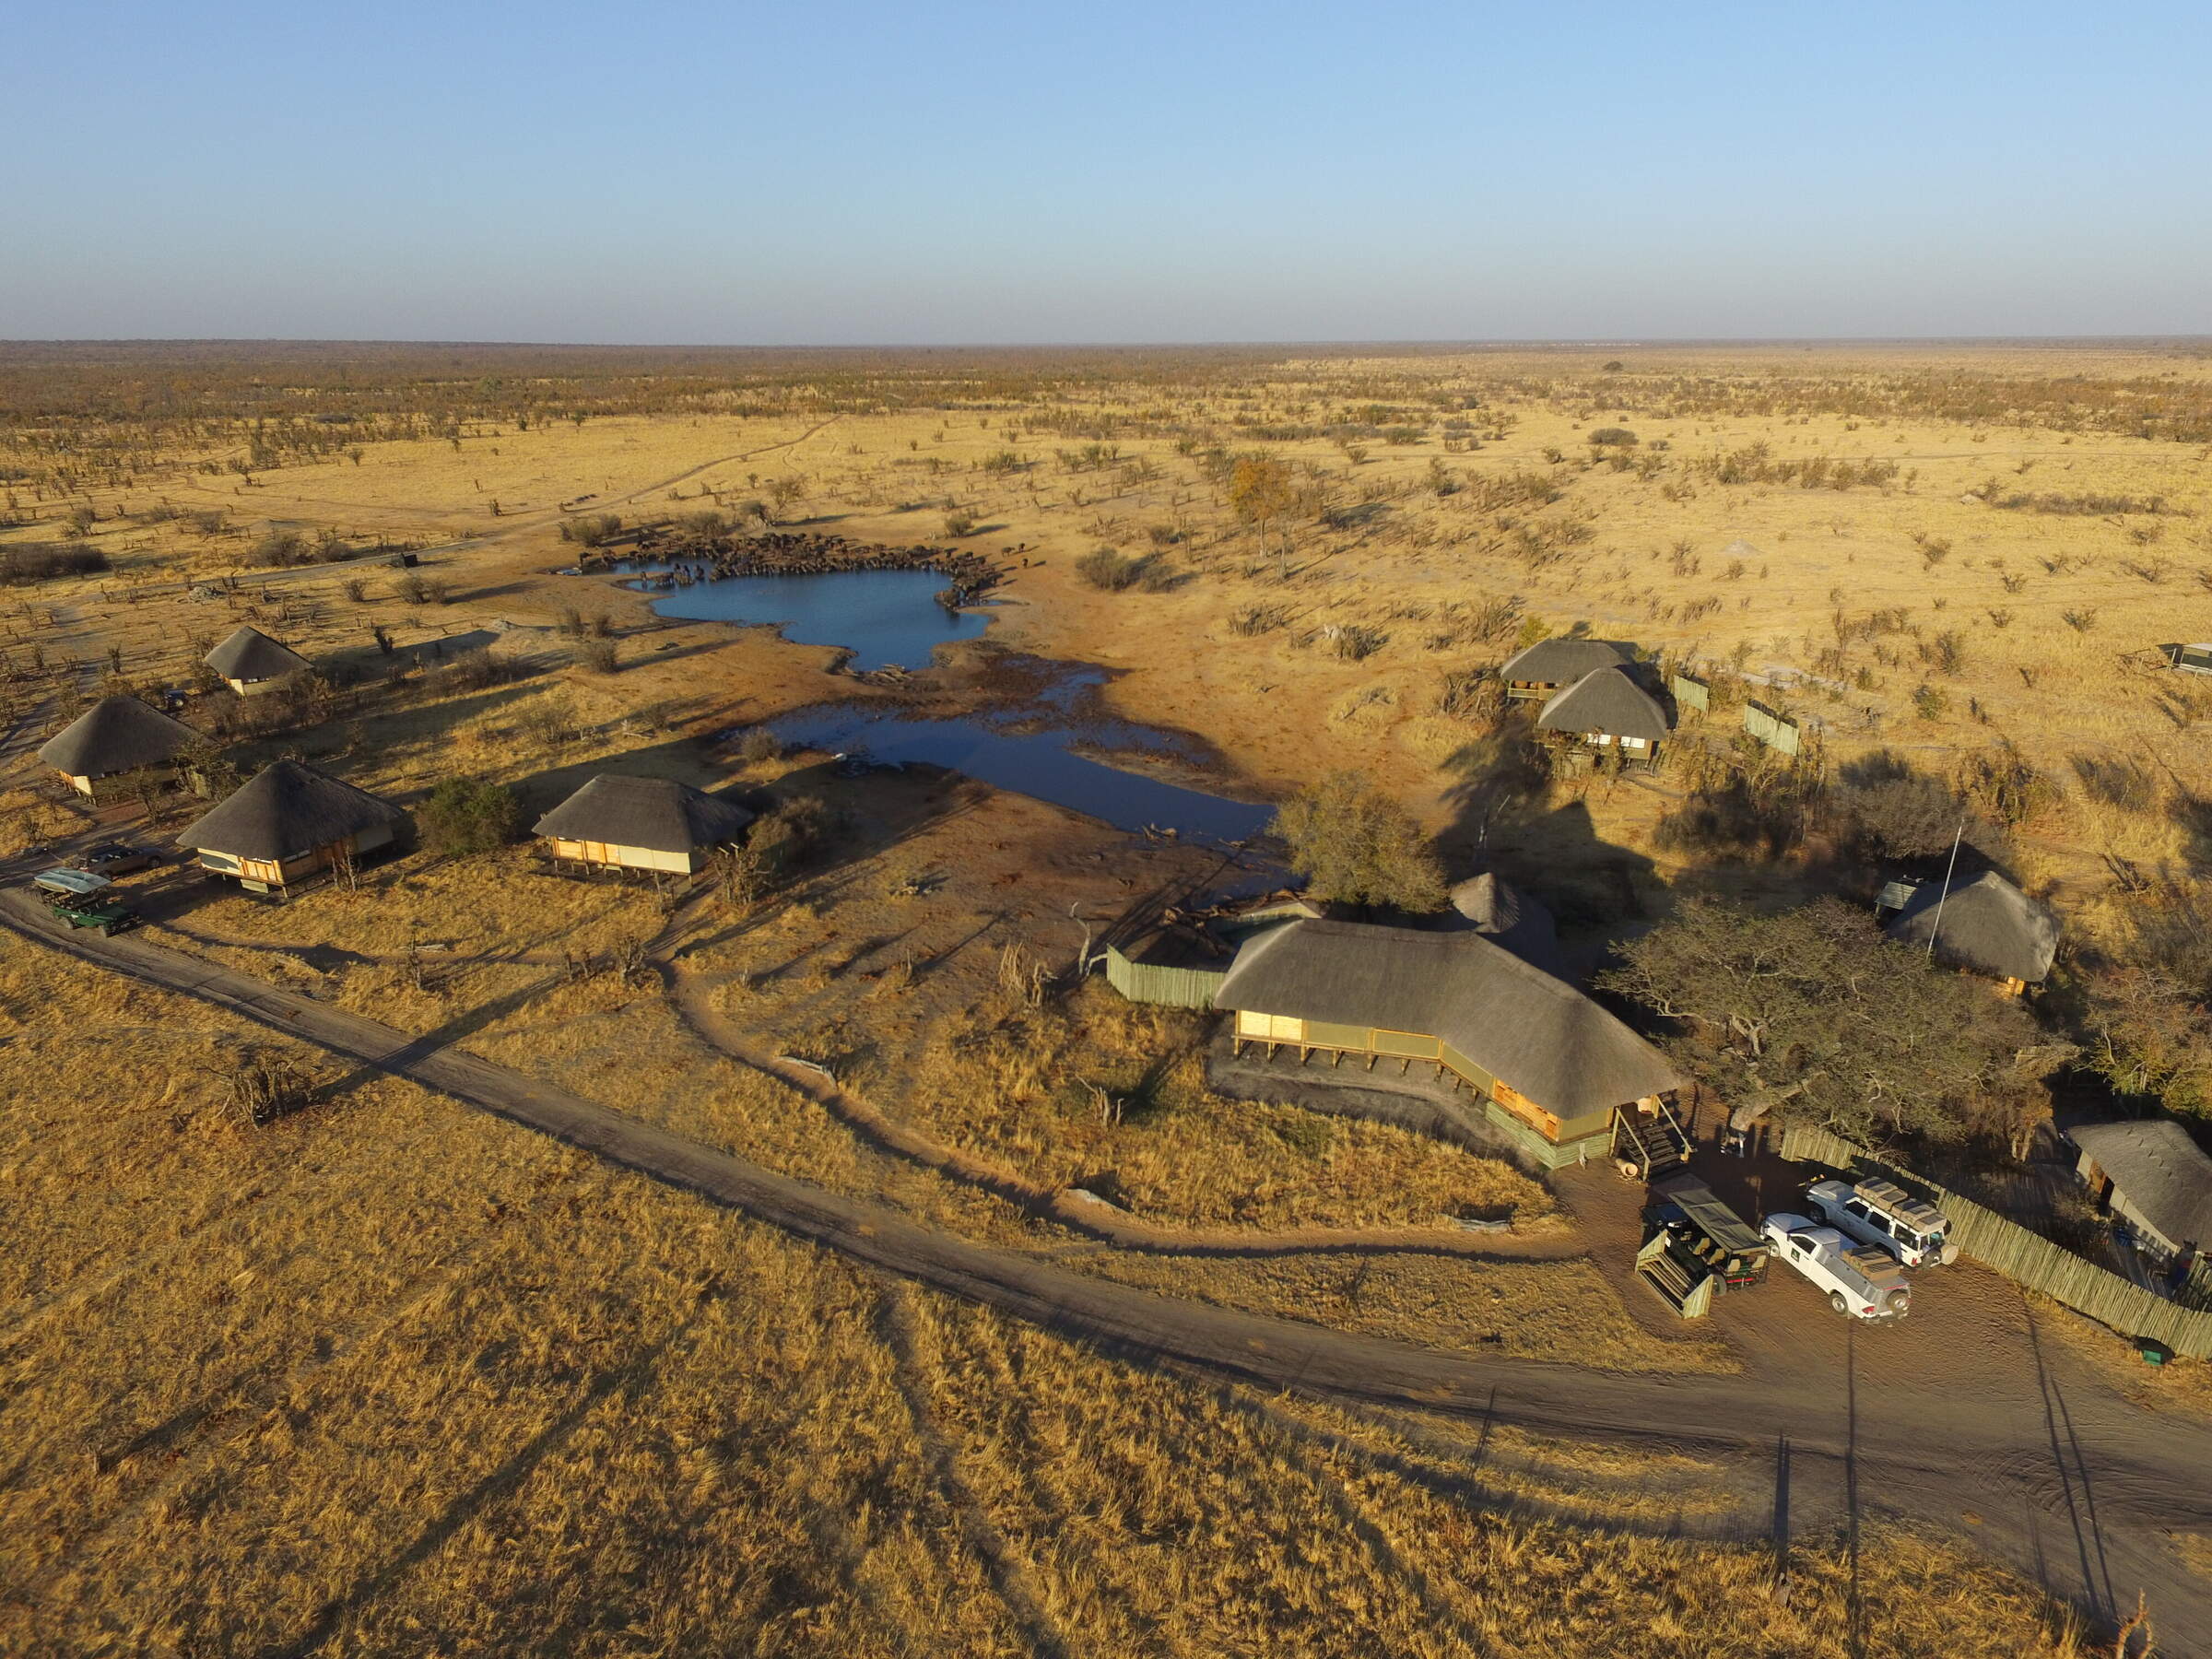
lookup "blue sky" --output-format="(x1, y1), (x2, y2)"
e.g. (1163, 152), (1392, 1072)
(6, 2), (2207, 342)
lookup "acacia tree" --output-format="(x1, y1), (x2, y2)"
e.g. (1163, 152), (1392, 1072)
(1271, 771), (1446, 914)
(1228, 457), (1297, 575)
(1597, 898), (2071, 1153)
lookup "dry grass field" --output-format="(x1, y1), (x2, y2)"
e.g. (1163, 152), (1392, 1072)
(0, 934), (2095, 1657)
(8, 339), (2212, 1649)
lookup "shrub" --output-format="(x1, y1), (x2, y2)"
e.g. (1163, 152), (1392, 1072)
(737, 726), (782, 765)
(577, 640), (619, 674)
(0, 543), (108, 584)
(419, 776), (523, 855)
(1076, 548), (1144, 592)
(943, 508), (978, 538)
(1587, 428), (1638, 447)
(252, 529), (309, 567)
(558, 513), (624, 547)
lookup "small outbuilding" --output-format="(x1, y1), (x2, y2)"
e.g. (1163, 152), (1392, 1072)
(1443, 872), (1563, 976)
(1215, 919), (1682, 1167)
(177, 759), (406, 892)
(37, 695), (200, 798)
(533, 774), (757, 875)
(2071, 1119), (2212, 1291)
(205, 626), (311, 695)
(1496, 637), (1638, 701)
(1535, 665), (1671, 760)
(1885, 869), (2058, 994)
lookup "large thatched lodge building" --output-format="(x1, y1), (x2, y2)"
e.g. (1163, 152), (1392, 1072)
(1107, 891), (1681, 1170)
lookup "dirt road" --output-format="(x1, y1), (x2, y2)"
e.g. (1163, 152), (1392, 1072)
(9, 893), (2209, 1647)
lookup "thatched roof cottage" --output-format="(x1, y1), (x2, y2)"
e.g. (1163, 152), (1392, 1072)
(37, 695), (199, 798)
(1536, 665), (1671, 759)
(205, 626), (311, 695)
(534, 774), (757, 874)
(2072, 1119), (2212, 1277)
(1497, 637), (1638, 701)
(1885, 869), (2058, 994)
(1215, 919), (1681, 1167)
(178, 759), (406, 892)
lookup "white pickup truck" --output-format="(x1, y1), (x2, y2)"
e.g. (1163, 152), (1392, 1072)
(1761, 1212), (1912, 1320)
(1805, 1177), (1958, 1267)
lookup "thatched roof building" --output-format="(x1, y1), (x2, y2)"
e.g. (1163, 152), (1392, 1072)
(178, 759), (406, 890)
(1536, 665), (1671, 751)
(1216, 919), (1681, 1135)
(2072, 1119), (2212, 1262)
(1885, 870), (2058, 990)
(1445, 872), (1562, 975)
(1498, 637), (1638, 698)
(534, 775), (756, 874)
(205, 626), (310, 691)
(38, 696), (198, 794)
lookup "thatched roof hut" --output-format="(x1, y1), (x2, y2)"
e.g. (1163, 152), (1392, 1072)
(534, 775), (756, 874)
(178, 759), (406, 888)
(1885, 870), (2058, 988)
(1216, 919), (1681, 1119)
(2072, 1119), (2212, 1260)
(1498, 637), (1637, 694)
(205, 626), (310, 689)
(1445, 872), (1562, 975)
(1536, 666), (1670, 747)
(38, 696), (198, 791)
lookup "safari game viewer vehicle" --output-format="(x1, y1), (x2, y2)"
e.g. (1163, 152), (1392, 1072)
(1635, 1172), (1770, 1319)
(30, 867), (141, 936)
(1761, 1212), (1912, 1320)
(1806, 1177), (1958, 1267)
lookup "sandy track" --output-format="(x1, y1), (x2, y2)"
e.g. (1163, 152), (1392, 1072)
(8, 892), (2211, 1648)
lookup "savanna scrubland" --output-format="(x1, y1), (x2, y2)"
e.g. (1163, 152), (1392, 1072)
(6, 337), (2211, 1653)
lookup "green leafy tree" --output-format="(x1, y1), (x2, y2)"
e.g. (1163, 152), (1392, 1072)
(419, 777), (523, 855)
(1270, 771), (1446, 914)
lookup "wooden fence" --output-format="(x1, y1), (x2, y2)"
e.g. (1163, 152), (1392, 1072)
(1780, 1124), (2212, 1358)
(1742, 700), (1801, 756)
(1670, 673), (1709, 714)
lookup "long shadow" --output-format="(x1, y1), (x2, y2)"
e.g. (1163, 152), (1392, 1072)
(1772, 1433), (1792, 1594)
(1846, 1319), (1863, 1659)
(2026, 1304), (2116, 1624)
(260, 1304), (707, 1659)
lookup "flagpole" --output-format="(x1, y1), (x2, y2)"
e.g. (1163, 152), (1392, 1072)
(1926, 819), (1964, 958)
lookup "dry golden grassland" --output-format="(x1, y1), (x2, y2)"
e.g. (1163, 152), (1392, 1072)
(0, 932), (2088, 1656)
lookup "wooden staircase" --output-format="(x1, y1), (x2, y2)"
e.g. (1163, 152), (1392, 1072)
(1611, 1100), (1692, 1181)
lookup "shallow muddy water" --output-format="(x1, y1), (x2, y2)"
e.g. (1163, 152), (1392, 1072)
(622, 564), (989, 671)
(766, 702), (1274, 844)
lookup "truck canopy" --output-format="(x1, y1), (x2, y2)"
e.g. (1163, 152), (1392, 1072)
(33, 867), (113, 897)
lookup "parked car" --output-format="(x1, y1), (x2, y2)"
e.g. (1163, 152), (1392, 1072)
(85, 841), (159, 877)
(1805, 1177), (1958, 1267)
(1761, 1212), (1912, 1320)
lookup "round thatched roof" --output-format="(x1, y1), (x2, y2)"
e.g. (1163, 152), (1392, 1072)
(205, 626), (310, 683)
(38, 695), (198, 778)
(177, 759), (405, 862)
(533, 774), (756, 854)
(1535, 666), (1671, 742)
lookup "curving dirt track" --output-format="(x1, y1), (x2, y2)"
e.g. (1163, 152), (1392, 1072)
(8, 892), (2210, 1648)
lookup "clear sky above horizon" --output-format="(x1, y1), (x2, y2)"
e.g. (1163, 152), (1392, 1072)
(6, 1), (2208, 345)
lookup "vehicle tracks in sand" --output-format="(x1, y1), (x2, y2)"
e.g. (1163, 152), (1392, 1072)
(6, 892), (2211, 1649)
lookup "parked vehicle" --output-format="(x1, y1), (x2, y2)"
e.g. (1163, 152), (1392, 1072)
(1805, 1177), (1958, 1267)
(85, 841), (159, 876)
(49, 896), (139, 936)
(32, 867), (113, 899)
(1761, 1212), (1912, 1320)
